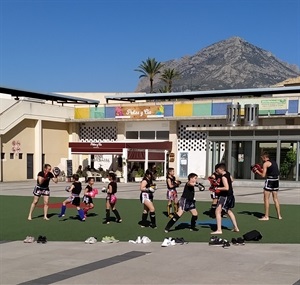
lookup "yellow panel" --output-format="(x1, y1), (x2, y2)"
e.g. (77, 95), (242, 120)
(74, 108), (90, 119)
(174, 103), (193, 117)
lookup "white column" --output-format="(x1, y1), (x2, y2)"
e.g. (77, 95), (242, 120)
(122, 148), (128, 183)
(145, 149), (149, 171)
(164, 150), (168, 176)
(34, 119), (42, 174)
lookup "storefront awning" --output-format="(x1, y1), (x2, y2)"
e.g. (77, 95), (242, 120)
(69, 141), (172, 160)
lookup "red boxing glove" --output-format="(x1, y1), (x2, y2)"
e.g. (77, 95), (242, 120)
(214, 188), (221, 195)
(251, 164), (262, 173)
(208, 176), (219, 187)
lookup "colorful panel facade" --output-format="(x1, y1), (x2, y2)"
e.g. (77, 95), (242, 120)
(174, 103), (193, 117)
(74, 97), (300, 119)
(193, 103), (212, 116)
(74, 107), (90, 119)
(90, 106), (105, 118)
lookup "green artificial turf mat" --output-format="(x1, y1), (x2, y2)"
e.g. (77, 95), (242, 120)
(0, 196), (299, 243)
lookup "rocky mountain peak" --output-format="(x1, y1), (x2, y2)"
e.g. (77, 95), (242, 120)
(135, 37), (300, 93)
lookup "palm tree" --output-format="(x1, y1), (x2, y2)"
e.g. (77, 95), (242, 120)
(160, 68), (180, 92)
(135, 58), (164, 93)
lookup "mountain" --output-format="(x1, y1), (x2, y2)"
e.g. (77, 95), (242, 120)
(135, 37), (300, 93)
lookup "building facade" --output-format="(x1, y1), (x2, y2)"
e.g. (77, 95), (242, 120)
(0, 88), (299, 184)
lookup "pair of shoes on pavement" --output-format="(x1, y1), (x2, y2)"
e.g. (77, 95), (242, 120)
(23, 236), (35, 243)
(231, 237), (245, 245)
(85, 237), (97, 244)
(101, 236), (119, 243)
(173, 237), (189, 245)
(128, 236), (151, 244)
(161, 237), (177, 247)
(209, 236), (230, 248)
(37, 235), (47, 244)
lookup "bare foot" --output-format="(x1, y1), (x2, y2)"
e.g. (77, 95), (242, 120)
(211, 231), (222, 235)
(278, 216), (283, 220)
(258, 216), (269, 221)
(27, 217), (32, 221)
(44, 217), (49, 221)
(231, 228), (239, 232)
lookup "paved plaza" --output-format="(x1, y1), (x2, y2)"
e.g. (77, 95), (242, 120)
(0, 180), (299, 285)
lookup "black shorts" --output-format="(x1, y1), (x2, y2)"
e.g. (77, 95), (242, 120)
(179, 197), (196, 212)
(217, 196), (235, 212)
(33, 186), (50, 197)
(264, 177), (279, 191)
(71, 196), (80, 207)
(82, 195), (93, 204)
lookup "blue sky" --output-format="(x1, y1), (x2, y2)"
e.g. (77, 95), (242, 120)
(1, 0), (299, 93)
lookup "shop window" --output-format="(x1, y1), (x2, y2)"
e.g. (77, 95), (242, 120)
(140, 131), (155, 140)
(280, 142), (297, 181)
(10, 153), (14, 159)
(126, 131), (138, 139)
(19, 153), (23, 159)
(156, 131), (169, 140)
(1, 153), (4, 159)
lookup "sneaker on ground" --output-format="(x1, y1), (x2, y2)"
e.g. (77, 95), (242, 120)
(222, 239), (230, 248)
(170, 239), (176, 246)
(28, 236), (35, 243)
(89, 237), (97, 244)
(141, 236), (151, 244)
(101, 236), (113, 243)
(161, 238), (171, 247)
(209, 238), (224, 246)
(236, 237), (245, 245)
(37, 235), (43, 243)
(41, 236), (47, 244)
(23, 236), (30, 243)
(85, 237), (92, 244)
(136, 236), (142, 244)
(109, 236), (119, 243)
(58, 214), (65, 218)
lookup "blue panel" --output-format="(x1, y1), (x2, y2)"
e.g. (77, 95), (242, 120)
(164, 105), (173, 117)
(212, 102), (228, 115)
(288, 100), (299, 114)
(105, 106), (115, 118)
(275, 109), (286, 115)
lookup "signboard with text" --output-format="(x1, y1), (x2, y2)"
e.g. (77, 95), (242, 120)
(115, 105), (164, 119)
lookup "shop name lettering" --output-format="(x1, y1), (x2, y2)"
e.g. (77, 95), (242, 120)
(90, 142), (102, 148)
(125, 108), (153, 117)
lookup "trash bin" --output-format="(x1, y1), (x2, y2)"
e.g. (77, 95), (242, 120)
(244, 104), (259, 126)
(227, 103), (241, 126)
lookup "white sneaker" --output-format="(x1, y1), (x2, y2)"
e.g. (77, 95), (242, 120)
(161, 238), (171, 247)
(141, 236), (151, 244)
(89, 237), (97, 244)
(170, 239), (176, 246)
(136, 236), (142, 244)
(85, 237), (92, 244)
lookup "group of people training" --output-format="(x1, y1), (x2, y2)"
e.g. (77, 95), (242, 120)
(27, 151), (282, 234)
(27, 167), (121, 224)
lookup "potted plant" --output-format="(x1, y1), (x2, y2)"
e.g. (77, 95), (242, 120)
(155, 165), (165, 181)
(134, 168), (144, 182)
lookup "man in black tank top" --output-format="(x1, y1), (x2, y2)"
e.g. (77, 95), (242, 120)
(255, 152), (282, 221)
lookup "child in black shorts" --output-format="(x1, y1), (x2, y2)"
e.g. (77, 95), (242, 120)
(58, 174), (85, 221)
(211, 163), (239, 234)
(165, 173), (199, 232)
